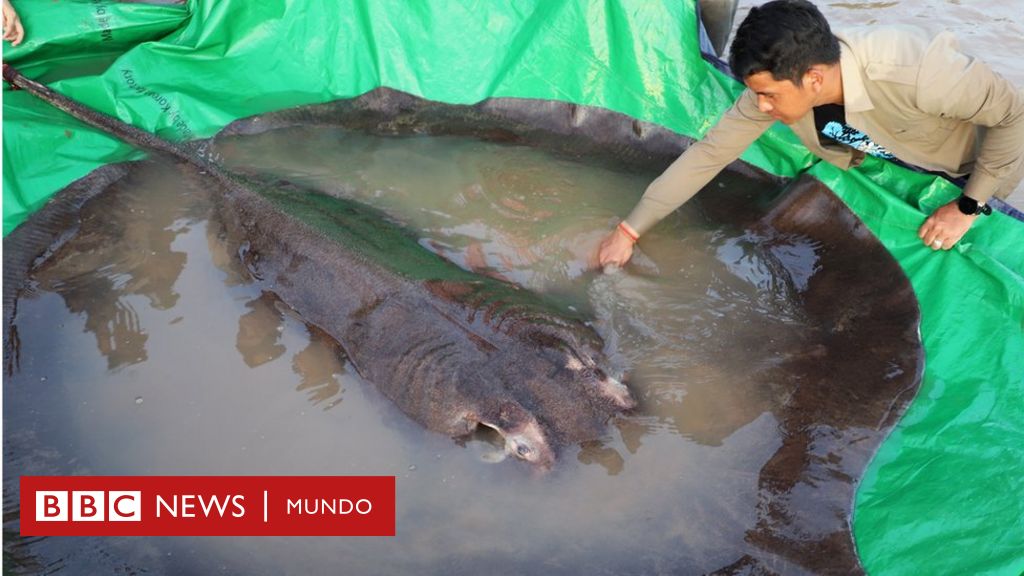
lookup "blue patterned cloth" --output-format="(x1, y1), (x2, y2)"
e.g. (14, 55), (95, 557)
(820, 120), (895, 160)
(814, 103), (971, 189)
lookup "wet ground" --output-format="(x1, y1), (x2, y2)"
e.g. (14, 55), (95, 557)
(3, 126), (919, 574)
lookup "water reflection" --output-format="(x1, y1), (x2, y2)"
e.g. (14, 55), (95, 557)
(206, 205), (349, 408)
(46, 275), (150, 369)
(30, 165), (194, 370)
(235, 293), (347, 409)
(576, 440), (626, 475)
(290, 328), (345, 410)
(235, 293), (287, 367)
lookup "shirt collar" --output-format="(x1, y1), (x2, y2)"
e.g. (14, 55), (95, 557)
(835, 34), (874, 113)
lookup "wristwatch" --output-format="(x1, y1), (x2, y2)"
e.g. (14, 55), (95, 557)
(957, 194), (992, 216)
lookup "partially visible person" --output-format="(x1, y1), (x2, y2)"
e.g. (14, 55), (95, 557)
(3, 0), (24, 46)
(598, 0), (1024, 267)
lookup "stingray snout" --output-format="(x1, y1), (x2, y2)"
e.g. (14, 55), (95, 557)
(598, 374), (636, 410)
(477, 401), (556, 470)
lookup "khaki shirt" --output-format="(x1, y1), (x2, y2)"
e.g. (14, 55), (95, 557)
(625, 26), (1024, 236)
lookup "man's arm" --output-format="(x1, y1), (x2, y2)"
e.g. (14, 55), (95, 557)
(598, 89), (774, 266)
(916, 33), (1024, 250)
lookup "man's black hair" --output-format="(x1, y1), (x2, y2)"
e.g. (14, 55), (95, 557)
(728, 0), (840, 85)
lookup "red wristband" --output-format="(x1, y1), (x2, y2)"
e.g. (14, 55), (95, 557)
(617, 222), (638, 243)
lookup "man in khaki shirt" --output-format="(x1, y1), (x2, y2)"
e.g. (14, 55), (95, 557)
(599, 0), (1024, 266)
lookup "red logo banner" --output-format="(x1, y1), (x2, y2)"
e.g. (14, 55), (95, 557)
(20, 476), (395, 536)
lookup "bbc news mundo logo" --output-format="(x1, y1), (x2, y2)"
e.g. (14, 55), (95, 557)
(21, 476), (395, 536)
(36, 490), (142, 522)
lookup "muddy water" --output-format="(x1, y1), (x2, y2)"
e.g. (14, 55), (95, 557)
(7, 132), (841, 574)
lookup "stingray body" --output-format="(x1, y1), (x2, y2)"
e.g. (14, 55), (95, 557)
(1, 66), (635, 469)
(212, 175), (635, 469)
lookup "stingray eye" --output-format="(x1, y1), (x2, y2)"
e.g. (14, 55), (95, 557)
(527, 329), (563, 348)
(564, 355), (586, 372)
(566, 358), (603, 382)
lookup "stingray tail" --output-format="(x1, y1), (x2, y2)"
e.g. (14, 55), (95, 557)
(3, 64), (204, 168)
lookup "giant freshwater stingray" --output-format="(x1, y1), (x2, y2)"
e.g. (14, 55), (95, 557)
(3, 70), (923, 573)
(2, 66), (637, 469)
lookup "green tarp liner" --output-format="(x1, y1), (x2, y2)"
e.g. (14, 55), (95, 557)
(2, 1), (1022, 573)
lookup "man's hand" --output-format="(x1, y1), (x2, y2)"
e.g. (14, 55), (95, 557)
(918, 199), (978, 251)
(597, 223), (637, 267)
(2, 0), (24, 46)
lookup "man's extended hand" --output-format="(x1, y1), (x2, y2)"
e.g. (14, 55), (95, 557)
(918, 199), (977, 251)
(2, 0), (24, 46)
(597, 224), (636, 267)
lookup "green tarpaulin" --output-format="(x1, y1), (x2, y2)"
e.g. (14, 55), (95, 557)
(3, 1), (1022, 573)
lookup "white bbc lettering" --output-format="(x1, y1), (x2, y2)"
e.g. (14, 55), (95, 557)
(36, 491), (68, 521)
(35, 490), (141, 522)
(107, 491), (142, 521)
(72, 491), (106, 521)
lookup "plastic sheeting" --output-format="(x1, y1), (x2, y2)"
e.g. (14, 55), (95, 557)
(813, 156), (1024, 575)
(2, 1), (1022, 573)
(2, 0), (813, 236)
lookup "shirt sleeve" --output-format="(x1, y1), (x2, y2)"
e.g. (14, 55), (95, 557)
(917, 32), (1024, 203)
(624, 89), (775, 236)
